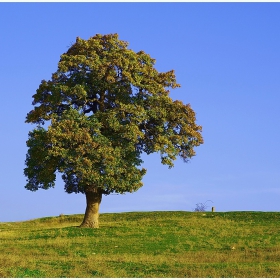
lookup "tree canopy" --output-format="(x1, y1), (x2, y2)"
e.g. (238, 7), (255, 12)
(24, 34), (203, 227)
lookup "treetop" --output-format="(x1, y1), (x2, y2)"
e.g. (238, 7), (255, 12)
(25, 33), (203, 195)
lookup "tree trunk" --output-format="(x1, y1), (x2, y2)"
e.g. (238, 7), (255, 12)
(80, 188), (102, 228)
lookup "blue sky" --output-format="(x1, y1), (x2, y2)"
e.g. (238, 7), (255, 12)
(1, 3), (280, 222)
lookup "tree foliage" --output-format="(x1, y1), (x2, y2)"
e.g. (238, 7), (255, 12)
(25, 33), (203, 196)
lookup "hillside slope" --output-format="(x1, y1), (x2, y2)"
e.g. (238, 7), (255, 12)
(1, 211), (280, 277)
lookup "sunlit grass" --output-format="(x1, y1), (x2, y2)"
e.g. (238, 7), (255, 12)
(1, 211), (280, 277)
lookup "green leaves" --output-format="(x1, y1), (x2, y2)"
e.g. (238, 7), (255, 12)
(24, 127), (57, 191)
(25, 108), (146, 194)
(25, 33), (203, 195)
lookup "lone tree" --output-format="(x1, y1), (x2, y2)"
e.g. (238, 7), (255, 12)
(24, 34), (203, 228)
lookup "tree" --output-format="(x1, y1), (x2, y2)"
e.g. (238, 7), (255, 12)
(24, 34), (203, 228)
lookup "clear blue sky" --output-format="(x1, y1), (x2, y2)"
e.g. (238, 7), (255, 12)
(1, 3), (280, 222)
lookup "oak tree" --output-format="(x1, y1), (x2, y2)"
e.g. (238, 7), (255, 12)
(24, 34), (203, 228)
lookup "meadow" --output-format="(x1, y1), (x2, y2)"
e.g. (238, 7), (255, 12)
(0, 211), (280, 277)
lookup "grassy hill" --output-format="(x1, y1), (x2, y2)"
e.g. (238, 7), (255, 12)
(1, 211), (280, 277)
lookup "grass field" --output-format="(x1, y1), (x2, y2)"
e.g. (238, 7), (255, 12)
(1, 211), (280, 277)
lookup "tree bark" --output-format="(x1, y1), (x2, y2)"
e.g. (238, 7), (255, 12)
(80, 188), (102, 228)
